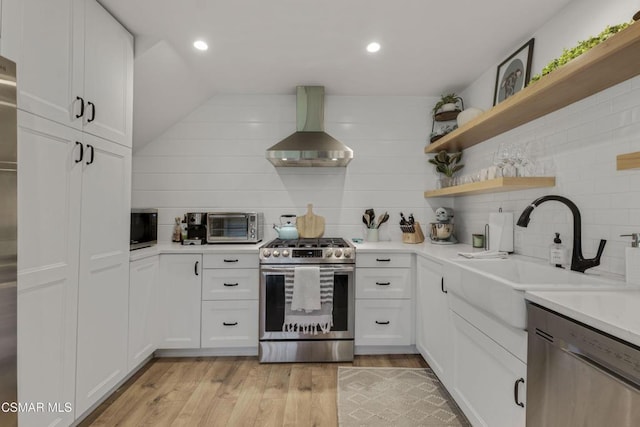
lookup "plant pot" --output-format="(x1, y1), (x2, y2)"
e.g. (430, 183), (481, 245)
(440, 103), (457, 112)
(437, 176), (454, 189)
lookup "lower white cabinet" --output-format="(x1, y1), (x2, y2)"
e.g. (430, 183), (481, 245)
(201, 300), (258, 348)
(355, 252), (414, 348)
(416, 256), (452, 386)
(451, 312), (527, 427)
(159, 254), (202, 349)
(355, 299), (413, 346)
(128, 256), (159, 370)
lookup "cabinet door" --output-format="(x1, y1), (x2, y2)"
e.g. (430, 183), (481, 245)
(76, 134), (131, 415)
(17, 112), (82, 427)
(451, 312), (527, 427)
(416, 257), (452, 386)
(355, 299), (413, 346)
(201, 300), (258, 348)
(82, 0), (133, 147)
(128, 256), (159, 371)
(159, 254), (202, 349)
(2, 0), (84, 128)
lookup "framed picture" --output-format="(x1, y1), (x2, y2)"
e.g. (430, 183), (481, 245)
(493, 38), (534, 106)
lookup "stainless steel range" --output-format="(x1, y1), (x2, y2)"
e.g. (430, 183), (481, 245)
(259, 238), (355, 363)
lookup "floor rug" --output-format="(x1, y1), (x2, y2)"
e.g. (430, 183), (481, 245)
(337, 367), (470, 426)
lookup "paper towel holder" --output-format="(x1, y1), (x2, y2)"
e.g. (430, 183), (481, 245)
(621, 233), (639, 247)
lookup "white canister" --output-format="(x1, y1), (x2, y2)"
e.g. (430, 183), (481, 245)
(366, 228), (379, 242)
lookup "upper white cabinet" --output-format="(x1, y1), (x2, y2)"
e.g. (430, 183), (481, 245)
(3, 0), (133, 147)
(82, 0), (133, 146)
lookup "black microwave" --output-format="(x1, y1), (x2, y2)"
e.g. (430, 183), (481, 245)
(130, 209), (158, 250)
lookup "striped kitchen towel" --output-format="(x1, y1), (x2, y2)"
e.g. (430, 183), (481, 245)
(283, 266), (334, 334)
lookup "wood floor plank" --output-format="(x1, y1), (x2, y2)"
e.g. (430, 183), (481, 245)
(282, 365), (312, 427)
(311, 364), (338, 427)
(83, 354), (428, 427)
(225, 363), (271, 426)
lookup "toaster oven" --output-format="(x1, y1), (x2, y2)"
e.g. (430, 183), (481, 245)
(207, 212), (263, 243)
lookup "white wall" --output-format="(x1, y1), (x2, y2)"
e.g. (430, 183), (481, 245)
(455, 0), (640, 275)
(132, 95), (446, 242)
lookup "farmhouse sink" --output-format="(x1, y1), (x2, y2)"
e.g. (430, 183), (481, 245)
(443, 257), (626, 330)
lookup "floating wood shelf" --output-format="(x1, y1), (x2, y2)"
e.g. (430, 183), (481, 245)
(617, 151), (640, 170)
(424, 22), (640, 154)
(424, 177), (556, 198)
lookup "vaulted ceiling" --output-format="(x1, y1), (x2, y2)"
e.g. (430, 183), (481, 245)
(99, 0), (574, 147)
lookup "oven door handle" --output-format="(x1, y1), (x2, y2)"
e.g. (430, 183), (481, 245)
(260, 266), (355, 273)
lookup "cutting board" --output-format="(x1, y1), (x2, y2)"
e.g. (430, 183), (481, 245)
(297, 204), (325, 238)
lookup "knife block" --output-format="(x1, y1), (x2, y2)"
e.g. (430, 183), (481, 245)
(402, 222), (425, 244)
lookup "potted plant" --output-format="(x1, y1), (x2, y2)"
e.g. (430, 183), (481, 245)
(429, 124), (458, 143)
(428, 150), (464, 187)
(432, 93), (463, 115)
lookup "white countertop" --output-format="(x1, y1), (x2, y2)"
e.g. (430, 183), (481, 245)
(130, 239), (478, 263)
(526, 289), (640, 347)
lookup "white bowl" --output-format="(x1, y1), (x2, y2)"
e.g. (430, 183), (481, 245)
(457, 107), (483, 128)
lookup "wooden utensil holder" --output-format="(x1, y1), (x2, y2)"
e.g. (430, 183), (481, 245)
(402, 222), (425, 244)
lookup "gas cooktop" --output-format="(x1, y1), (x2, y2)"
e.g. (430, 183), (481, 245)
(260, 238), (355, 264)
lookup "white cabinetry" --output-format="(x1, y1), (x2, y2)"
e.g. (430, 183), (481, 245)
(17, 111), (132, 419)
(17, 113), (81, 427)
(128, 256), (159, 371)
(201, 254), (258, 350)
(355, 253), (414, 349)
(159, 254), (203, 349)
(451, 312), (526, 427)
(415, 256), (452, 386)
(3, 0), (133, 147)
(74, 134), (131, 415)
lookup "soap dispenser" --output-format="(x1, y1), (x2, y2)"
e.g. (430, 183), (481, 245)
(549, 233), (567, 268)
(621, 233), (640, 285)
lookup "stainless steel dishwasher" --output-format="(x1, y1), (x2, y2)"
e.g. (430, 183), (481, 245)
(527, 302), (640, 426)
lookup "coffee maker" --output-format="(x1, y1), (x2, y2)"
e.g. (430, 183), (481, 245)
(185, 212), (207, 245)
(429, 207), (457, 244)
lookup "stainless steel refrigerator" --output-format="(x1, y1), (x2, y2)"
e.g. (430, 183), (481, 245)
(0, 55), (17, 426)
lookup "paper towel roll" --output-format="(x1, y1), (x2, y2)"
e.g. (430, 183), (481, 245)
(489, 212), (514, 252)
(625, 247), (640, 285)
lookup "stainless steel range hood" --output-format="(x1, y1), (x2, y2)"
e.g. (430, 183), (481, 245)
(266, 86), (353, 167)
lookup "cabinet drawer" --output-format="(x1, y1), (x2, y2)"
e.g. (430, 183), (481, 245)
(201, 300), (258, 348)
(355, 299), (413, 346)
(202, 269), (259, 300)
(203, 253), (257, 269)
(356, 268), (412, 299)
(357, 253), (412, 268)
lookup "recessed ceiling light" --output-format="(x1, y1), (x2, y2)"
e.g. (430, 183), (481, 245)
(193, 40), (208, 51)
(366, 42), (381, 53)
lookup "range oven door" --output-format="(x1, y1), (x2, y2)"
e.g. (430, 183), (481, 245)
(259, 265), (355, 340)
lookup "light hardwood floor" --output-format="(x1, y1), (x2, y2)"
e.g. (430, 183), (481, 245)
(79, 354), (428, 427)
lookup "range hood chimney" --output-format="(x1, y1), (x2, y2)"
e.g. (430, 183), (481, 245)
(266, 86), (353, 167)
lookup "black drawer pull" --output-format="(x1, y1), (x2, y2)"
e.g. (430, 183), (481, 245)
(194, 261), (199, 276)
(223, 259), (239, 263)
(376, 282), (391, 286)
(87, 101), (96, 123)
(75, 96), (85, 118)
(75, 141), (84, 163)
(223, 322), (238, 326)
(375, 320), (390, 325)
(514, 378), (525, 407)
(223, 283), (239, 287)
(376, 258), (391, 262)
(441, 277), (447, 293)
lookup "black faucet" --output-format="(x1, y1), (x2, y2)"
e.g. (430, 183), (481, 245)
(516, 195), (606, 273)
